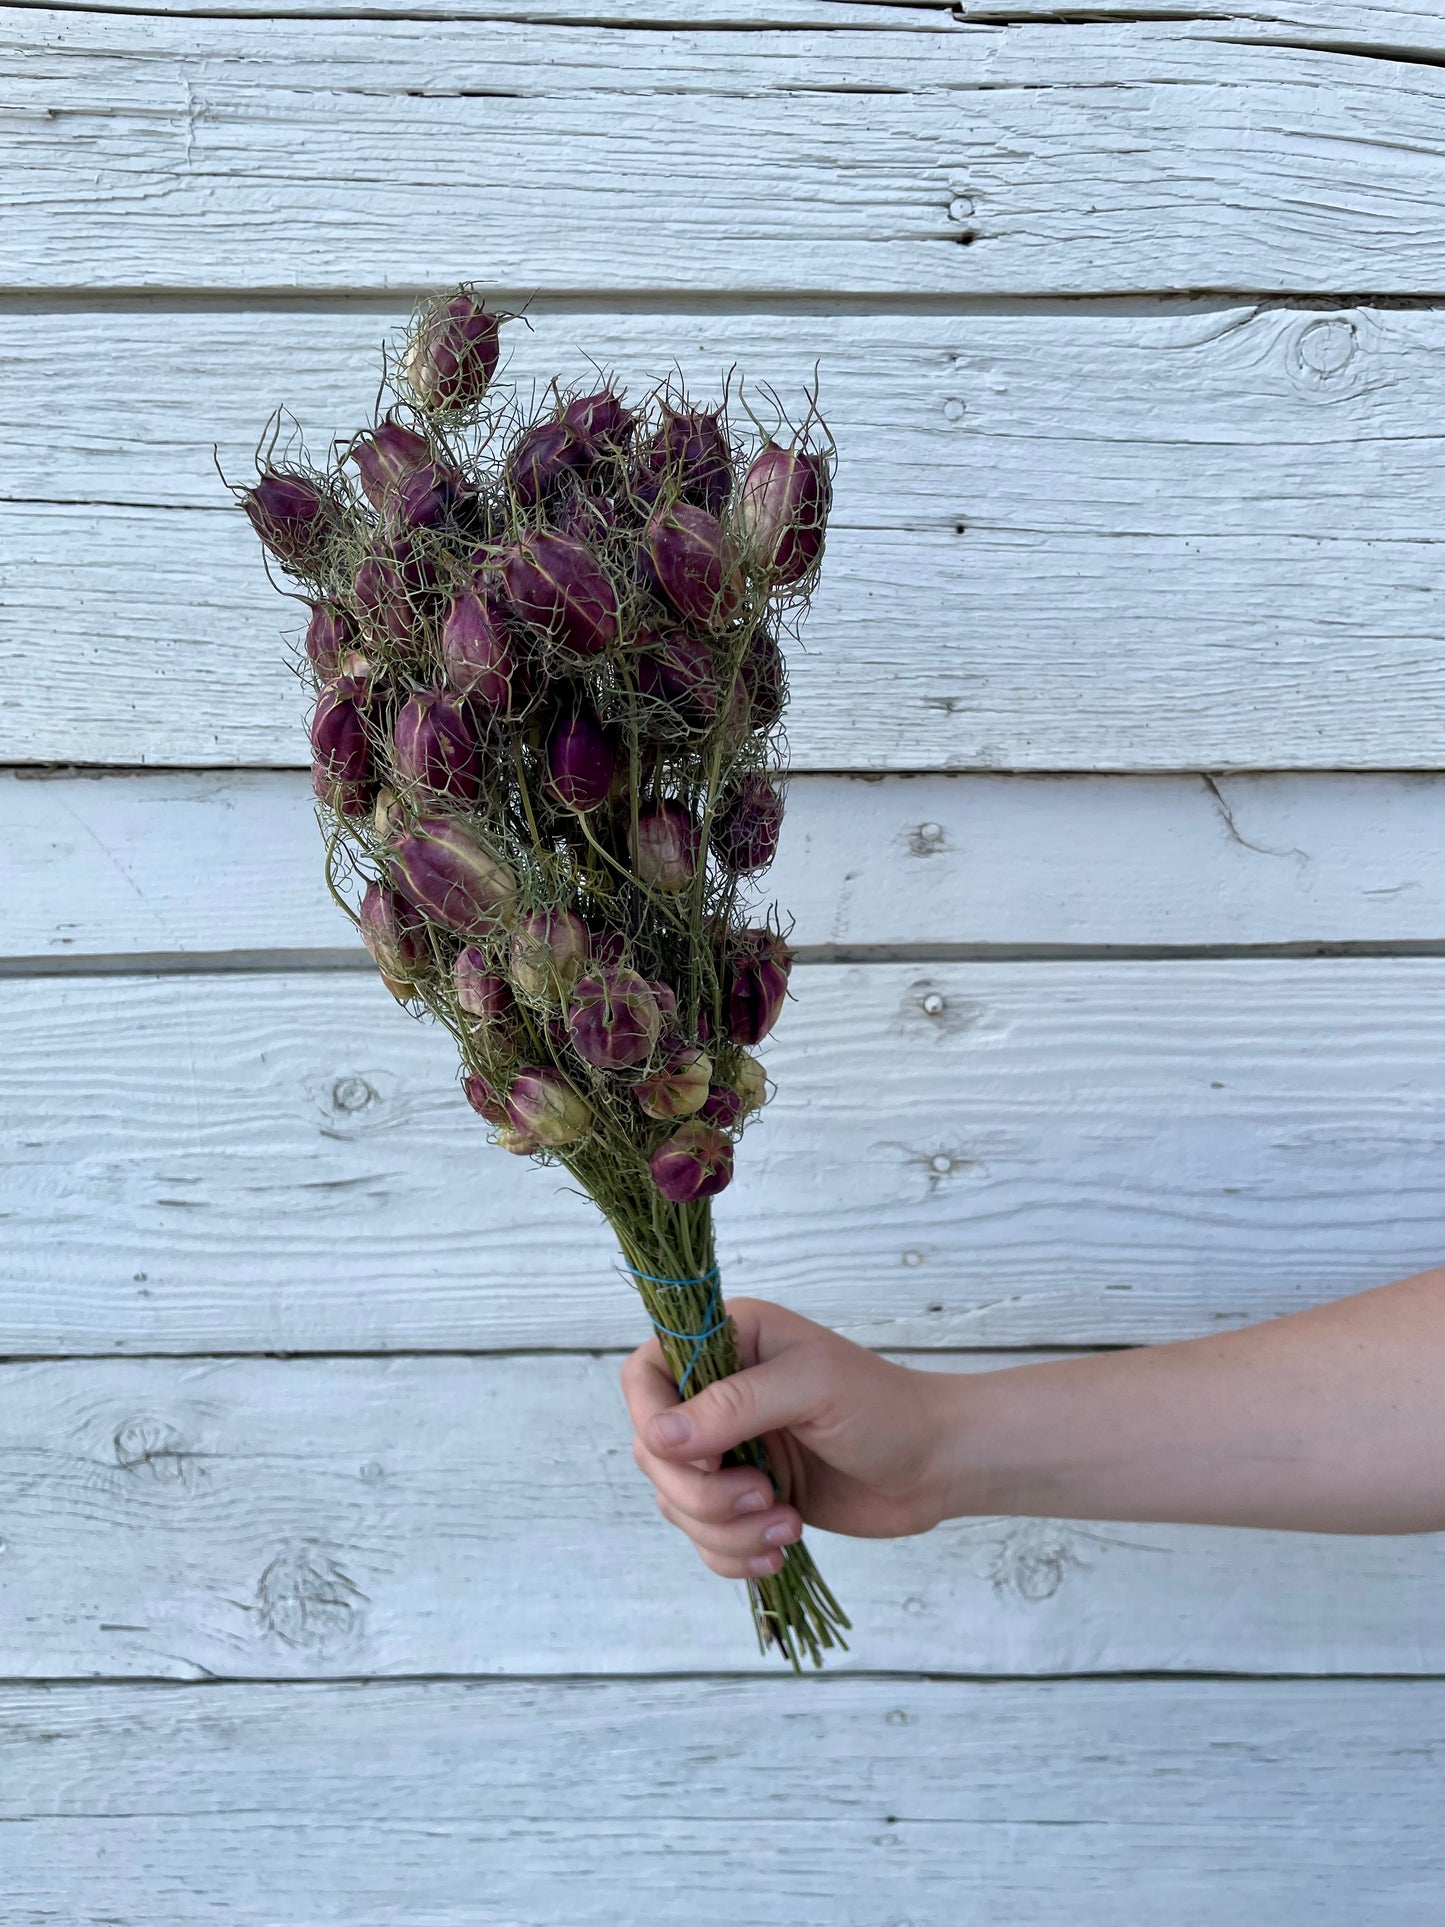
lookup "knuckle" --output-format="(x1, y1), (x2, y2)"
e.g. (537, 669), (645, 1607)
(702, 1373), (753, 1434)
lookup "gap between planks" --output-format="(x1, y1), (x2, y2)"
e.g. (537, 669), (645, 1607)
(2, 940), (1443, 979)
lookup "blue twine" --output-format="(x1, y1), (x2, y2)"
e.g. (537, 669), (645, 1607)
(626, 1263), (725, 1395)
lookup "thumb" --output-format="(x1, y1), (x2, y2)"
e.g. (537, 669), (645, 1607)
(646, 1352), (818, 1461)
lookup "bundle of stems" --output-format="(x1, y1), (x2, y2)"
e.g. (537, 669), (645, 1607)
(233, 287), (848, 1668)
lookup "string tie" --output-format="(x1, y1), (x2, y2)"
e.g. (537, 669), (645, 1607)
(625, 1263), (725, 1395)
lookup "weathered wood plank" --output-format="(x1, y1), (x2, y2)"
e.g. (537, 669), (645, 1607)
(956, 1), (1445, 59)
(23, 0), (952, 18)
(5, 1351), (1443, 1680)
(7, 768), (1443, 965)
(2, 1678), (1440, 1925)
(13, 304), (1445, 544)
(9, 21), (1445, 294)
(7, 503), (1441, 769)
(3, 961), (1441, 1353)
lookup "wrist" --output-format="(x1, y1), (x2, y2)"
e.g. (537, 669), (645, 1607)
(916, 1363), (1034, 1526)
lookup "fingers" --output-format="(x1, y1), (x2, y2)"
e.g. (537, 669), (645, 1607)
(622, 1322), (827, 1470)
(655, 1489), (803, 1579)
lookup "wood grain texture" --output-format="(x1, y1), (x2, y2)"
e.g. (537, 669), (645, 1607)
(9, 502), (1442, 770)
(9, 20), (1445, 295)
(5, 1351), (1444, 1680)
(6, 768), (1443, 966)
(956, 1), (1445, 59)
(14, 303), (1445, 543)
(4, 961), (1441, 1354)
(2, 1677), (1441, 1926)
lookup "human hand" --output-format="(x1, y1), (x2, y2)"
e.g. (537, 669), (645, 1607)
(620, 1296), (960, 1582)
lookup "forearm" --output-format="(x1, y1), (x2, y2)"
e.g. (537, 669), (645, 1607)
(932, 1264), (1445, 1534)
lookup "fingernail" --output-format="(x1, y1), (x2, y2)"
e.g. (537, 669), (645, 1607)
(652, 1411), (692, 1448)
(763, 1521), (796, 1546)
(733, 1490), (768, 1515)
(749, 1552), (781, 1576)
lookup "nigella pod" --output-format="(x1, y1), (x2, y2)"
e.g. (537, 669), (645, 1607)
(440, 585), (521, 714)
(739, 629), (786, 732)
(348, 419), (434, 512)
(562, 390), (634, 459)
(305, 600), (357, 679)
(710, 775), (783, 875)
(724, 929), (793, 1046)
(736, 443), (831, 585)
(359, 880), (430, 999)
(545, 708), (616, 812)
(392, 689), (481, 803)
(310, 675), (371, 789)
(506, 1066), (593, 1147)
(501, 533), (619, 657)
(507, 421), (584, 506)
(629, 802), (700, 894)
(509, 909), (590, 1001)
(635, 1040), (713, 1121)
(463, 1070), (510, 1126)
(634, 633), (718, 727)
(644, 505), (741, 630)
(644, 406), (732, 515)
(353, 547), (418, 647)
(565, 968), (662, 1071)
(699, 1082), (743, 1130)
(406, 292), (503, 410)
(243, 470), (342, 575)
(390, 815), (518, 937)
(453, 946), (514, 1021)
(649, 1120), (734, 1202)
(731, 1052), (768, 1115)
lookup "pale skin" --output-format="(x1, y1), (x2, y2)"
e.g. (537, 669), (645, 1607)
(621, 1265), (1445, 1582)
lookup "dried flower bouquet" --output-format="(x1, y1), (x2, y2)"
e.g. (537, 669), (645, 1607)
(235, 289), (848, 1668)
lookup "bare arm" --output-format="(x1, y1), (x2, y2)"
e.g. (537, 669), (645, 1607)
(620, 1266), (1445, 1584)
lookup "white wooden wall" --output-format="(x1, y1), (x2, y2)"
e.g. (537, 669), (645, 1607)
(3, 2), (1444, 1919)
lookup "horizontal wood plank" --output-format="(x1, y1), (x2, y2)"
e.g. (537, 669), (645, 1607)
(6, 768), (1443, 965)
(9, 21), (1445, 294)
(956, 1), (1445, 58)
(1, 1677), (1440, 1924)
(14, 303), (1445, 544)
(3, 961), (1441, 1353)
(5, 1351), (1443, 1679)
(7, 503), (1441, 769)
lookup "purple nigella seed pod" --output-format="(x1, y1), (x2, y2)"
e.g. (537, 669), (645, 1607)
(453, 946), (514, 1020)
(501, 533), (619, 657)
(348, 420), (434, 512)
(644, 505), (740, 630)
(565, 968), (662, 1071)
(393, 689), (481, 803)
(506, 1066), (592, 1147)
(359, 879), (429, 983)
(710, 775), (783, 875)
(510, 908), (590, 1001)
(304, 600), (357, 679)
(700, 1082), (743, 1130)
(463, 1070), (510, 1127)
(629, 802), (700, 895)
(353, 550), (417, 646)
(737, 443), (831, 585)
(386, 459), (460, 532)
(649, 1120), (734, 1202)
(440, 586), (520, 714)
(740, 629), (786, 732)
(645, 407), (732, 515)
(507, 421), (585, 506)
(589, 929), (628, 969)
(310, 676), (371, 786)
(636, 1040), (712, 1121)
(545, 709), (616, 812)
(312, 763), (372, 820)
(634, 632), (718, 727)
(243, 471), (341, 574)
(562, 390), (634, 459)
(649, 980), (678, 1022)
(406, 294), (503, 410)
(390, 815), (518, 937)
(725, 930), (793, 1046)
